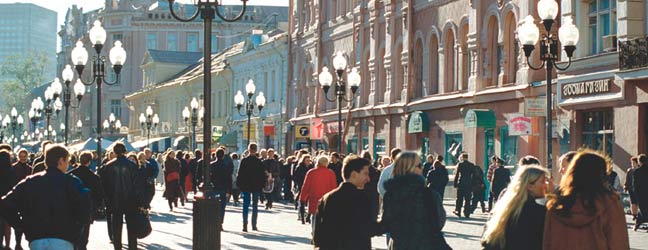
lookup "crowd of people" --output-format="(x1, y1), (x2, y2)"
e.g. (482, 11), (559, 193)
(0, 138), (645, 250)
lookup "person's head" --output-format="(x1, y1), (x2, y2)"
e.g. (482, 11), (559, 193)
(559, 151), (577, 175)
(216, 148), (225, 160)
(460, 152), (469, 162)
(248, 143), (258, 154)
(17, 149), (29, 163)
(166, 150), (176, 161)
(195, 149), (203, 159)
(361, 150), (372, 161)
(260, 149), (268, 158)
(435, 155), (444, 163)
(137, 152), (147, 164)
(144, 148), (152, 159)
(518, 155), (540, 166)
(548, 150), (613, 216)
(482, 165), (549, 248)
(299, 154), (312, 166)
(113, 142), (127, 156)
(490, 155), (498, 164)
(79, 151), (93, 167)
(108, 150), (116, 160)
(0, 144), (12, 152)
(316, 155), (329, 168)
(231, 153), (239, 160)
(638, 154), (648, 166)
(392, 151), (423, 177)
(184, 153), (191, 160)
(0, 150), (11, 169)
(40, 140), (52, 153)
(176, 150), (185, 159)
(127, 152), (139, 165)
(342, 154), (371, 189)
(45, 145), (70, 173)
(331, 152), (340, 163)
(389, 148), (402, 161)
(267, 148), (275, 158)
(630, 156), (638, 168)
(426, 154), (434, 163)
(381, 157), (392, 168)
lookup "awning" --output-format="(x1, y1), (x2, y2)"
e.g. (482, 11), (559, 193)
(464, 109), (496, 128)
(68, 138), (114, 152)
(407, 111), (430, 134)
(173, 136), (189, 149)
(107, 138), (137, 152)
(218, 132), (238, 146)
(131, 136), (171, 151)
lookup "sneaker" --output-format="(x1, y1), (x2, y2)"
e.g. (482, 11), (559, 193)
(252, 226), (258, 231)
(452, 210), (460, 217)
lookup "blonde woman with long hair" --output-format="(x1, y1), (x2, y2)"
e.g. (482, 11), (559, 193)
(481, 165), (549, 250)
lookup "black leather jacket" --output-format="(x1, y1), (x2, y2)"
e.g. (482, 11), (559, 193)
(0, 168), (91, 243)
(99, 156), (143, 213)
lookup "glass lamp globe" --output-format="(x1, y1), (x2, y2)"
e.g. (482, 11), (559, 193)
(51, 78), (63, 96)
(74, 79), (86, 97)
(318, 67), (333, 87)
(54, 98), (63, 111)
(60, 123), (65, 131)
(245, 79), (256, 96)
(234, 91), (245, 106)
(109, 41), (127, 65)
(103, 120), (110, 129)
(17, 115), (23, 125)
(89, 20), (107, 45)
(10, 107), (17, 117)
(182, 107), (190, 119)
(109, 113), (116, 122)
(537, 0), (559, 21)
(28, 109), (35, 119)
(62, 65), (75, 82)
(44, 87), (53, 101)
(71, 41), (88, 66)
(558, 16), (579, 46)
(139, 113), (146, 124)
(152, 114), (160, 125)
(190, 97), (199, 110)
(518, 16), (540, 46)
(115, 120), (122, 129)
(348, 68), (361, 88)
(146, 106), (153, 117)
(77, 120), (83, 128)
(332, 51), (347, 71)
(255, 92), (266, 107)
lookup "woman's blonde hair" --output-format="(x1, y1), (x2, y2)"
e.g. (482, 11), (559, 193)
(481, 164), (548, 249)
(391, 151), (422, 177)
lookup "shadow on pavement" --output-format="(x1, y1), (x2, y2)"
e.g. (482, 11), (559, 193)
(225, 230), (312, 245)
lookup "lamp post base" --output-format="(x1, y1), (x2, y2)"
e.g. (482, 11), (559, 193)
(192, 192), (220, 250)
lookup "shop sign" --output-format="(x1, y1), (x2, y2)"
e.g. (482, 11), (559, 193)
(211, 126), (223, 141)
(505, 113), (532, 136)
(408, 111), (429, 134)
(242, 123), (256, 139)
(295, 125), (310, 139)
(562, 79), (612, 98)
(311, 118), (324, 140)
(524, 98), (547, 117)
(326, 121), (344, 134)
(263, 120), (275, 136)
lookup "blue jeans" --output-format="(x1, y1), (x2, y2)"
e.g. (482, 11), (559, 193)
(30, 238), (74, 250)
(216, 191), (227, 224)
(242, 192), (260, 226)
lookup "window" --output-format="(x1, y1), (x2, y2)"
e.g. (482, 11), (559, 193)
(445, 29), (456, 92)
(445, 133), (463, 166)
(167, 33), (177, 51)
(429, 36), (439, 95)
(588, 0), (617, 55)
(146, 32), (157, 50)
(187, 33), (199, 52)
(486, 16), (499, 87)
(110, 100), (121, 119)
(211, 34), (218, 52)
(500, 127), (518, 166)
(582, 110), (614, 157)
(112, 33), (123, 43)
(413, 41), (423, 99)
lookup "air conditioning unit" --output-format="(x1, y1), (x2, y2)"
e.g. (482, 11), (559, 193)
(603, 35), (617, 52)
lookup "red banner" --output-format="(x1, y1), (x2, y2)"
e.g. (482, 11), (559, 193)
(311, 118), (323, 140)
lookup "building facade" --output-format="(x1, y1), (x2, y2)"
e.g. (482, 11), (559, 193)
(286, 0), (647, 176)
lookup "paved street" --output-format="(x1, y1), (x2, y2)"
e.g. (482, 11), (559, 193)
(8, 186), (648, 249)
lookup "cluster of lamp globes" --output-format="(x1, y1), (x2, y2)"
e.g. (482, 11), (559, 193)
(70, 20), (127, 75)
(318, 51), (361, 93)
(0, 107), (24, 142)
(183, 97), (205, 123)
(103, 113), (122, 132)
(234, 79), (266, 111)
(139, 106), (160, 129)
(517, 0), (579, 57)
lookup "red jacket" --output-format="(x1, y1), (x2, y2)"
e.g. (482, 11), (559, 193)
(299, 166), (337, 214)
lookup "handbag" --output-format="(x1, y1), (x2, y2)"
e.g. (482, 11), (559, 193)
(128, 208), (152, 239)
(166, 172), (179, 182)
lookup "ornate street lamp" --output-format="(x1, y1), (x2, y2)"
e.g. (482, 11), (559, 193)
(61, 65), (86, 145)
(43, 85), (62, 140)
(71, 20), (126, 158)
(0, 115), (7, 144)
(29, 97), (44, 133)
(318, 51), (361, 154)
(5, 108), (25, 148)
(139, 106), (159, 149)
(235, 79), (266, 146)
(103, 113), (122, 136)
(519, 0), (579, 172)
(183, 97), (203, 151)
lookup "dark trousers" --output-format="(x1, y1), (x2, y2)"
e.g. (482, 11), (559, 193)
(283, 178), (293, 202)
(471, 190), (486, 213)
(106, 212), (113, 241)
(14, 227), (23, 247)
(455, 188), (472, 215)
(264, 192), (274, 208)
(216, 191), (227, 225)
(230, 189), (241, 204)
(110, 212), (137, 250)
(75, 224), (91, 250)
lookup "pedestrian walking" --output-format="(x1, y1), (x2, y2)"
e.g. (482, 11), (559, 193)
(293, 154), (312, 224)
(299, 155), (337, 233)
(163, 151), (183, 211)
(634, 153), (648, 231)
(486, 156), (498, 212)
(11, 149), (31, 250)
(236, 143), (266, 232)
(189, 150), (202, 195)
(70, 151), (105, 250)
(0, 146), (91, 250)
(544, 150), (629, 249)
(377, 148), (402, 198)
(210, 148), (232, 230)
(0, 148), (18, 250)
(490, 158), (510, 206)
(453, 152), (476, 218)
(470, 165), (487, 214)
(177, 151), (189, 205)
(31, 141), (52, 174)
(280, 156), (294, 203)
(99, 143), (146, 250)
(361, 150), (381, 222)
(313, 155), (380, 250)
(328, 152), (343, 185)
(625, 156), (639, 220)
(422, 154), (434, 178)
(481, 165), (549, 250)
(142, 149), (159, 208)
(262, 149), (281, 210)
(380, 151), (449, 250)
(426, 155), (449, 200)
(230, 153), (241, 206)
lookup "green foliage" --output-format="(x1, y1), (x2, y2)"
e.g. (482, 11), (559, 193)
(0, 50), (49, 112)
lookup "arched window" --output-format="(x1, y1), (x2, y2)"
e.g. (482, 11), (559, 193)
(429, 35), (439, 95)
(460, 23), (469, 90)
(361, 51), (370, 106)
(504, 13), (518, 84)
(444, 29), (455, 93)
(486, 16), (499, 87)
(413, 40), (423, 99)
(378, 48), (386, 103)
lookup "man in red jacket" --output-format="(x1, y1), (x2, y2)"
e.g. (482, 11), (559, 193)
(299, 155), (337, 233)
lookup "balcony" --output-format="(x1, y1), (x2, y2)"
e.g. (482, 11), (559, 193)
(619, 37), (648, 71)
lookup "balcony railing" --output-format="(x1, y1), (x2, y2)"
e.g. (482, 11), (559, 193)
(619, 36), (648, 70)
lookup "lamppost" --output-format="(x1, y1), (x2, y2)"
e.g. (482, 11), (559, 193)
(234, 79), (266, 146)
(0, 116), (7, 144)
(318, 52), (361, 154)
(76, 120), (83, 140)
(518, 0), (579, 172)
(139, 106), (159, 148)
(4, 108), (25, 148)
(29, 97), (44, 133)
(43, 86), (63, 140)
(103, 113), (122, 137)
(61, 65), (86, 145)
(183, 97), (204, 151)
(70, 20), (127, 159)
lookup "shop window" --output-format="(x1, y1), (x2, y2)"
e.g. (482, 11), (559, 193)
(373, 138), (386, 161)
(362, 137), (369, 152)
(347, 138), (358, 154)
(582, 110), (614, 157)
(500, 127), (518, 166)
(445, 133), (463, 166)
(586, 0), (617, 55)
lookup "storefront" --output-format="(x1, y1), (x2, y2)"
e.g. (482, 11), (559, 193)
(407, 111), (431, 159)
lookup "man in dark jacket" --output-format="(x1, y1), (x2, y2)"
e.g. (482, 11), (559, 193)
(11, 149), (31, 250)
(633, 154), (648, 231)
(426, 155), (449, 199)
(313, 155), (380, 250)
(70, 151), (104, 250)
(190, 150), (202, 193)
(143, 148), (159, 208)
(453, 152), (475, 218)
(262, 149), (281, 209)
(490, 159), (511, 205)
(31, 141), (52, 174)
(328, 152), (343, 185)
(280, 156), (294, 202)
(210, 148), (233, 229)
(0, 145), (91, 250)
(99, 143), (144, 250)
(236, 143), (266, 232)
(470, 165), (486, 214)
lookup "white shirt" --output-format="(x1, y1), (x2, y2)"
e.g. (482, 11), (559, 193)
(377, 164), (394, 198)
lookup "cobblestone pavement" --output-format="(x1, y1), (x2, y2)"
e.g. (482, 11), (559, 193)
(7, 187), (648, 249)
